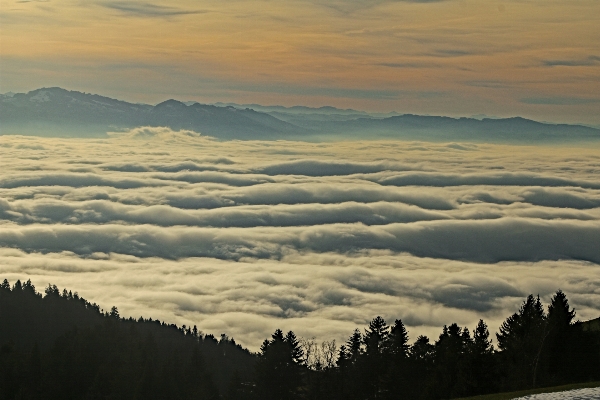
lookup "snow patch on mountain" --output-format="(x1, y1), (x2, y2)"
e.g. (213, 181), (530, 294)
(29, 91), (51, 102)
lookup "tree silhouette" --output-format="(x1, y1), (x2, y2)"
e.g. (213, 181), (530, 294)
(497, 294), (547, 389)
(545, 290), (576, 383)
(432, 323), (471, 397)
(381, 319), (411, 398)
(387, 319), (409, 359)
(463, 319), (496, 395)
(255, 329), (304, 399)
(363, 316), (389, 355)
(0, 279), (253, 399)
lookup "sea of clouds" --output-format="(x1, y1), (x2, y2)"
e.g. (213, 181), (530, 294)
(1, 127), (599, 350)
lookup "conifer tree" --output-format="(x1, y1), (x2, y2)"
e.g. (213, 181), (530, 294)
(472, 320), (493, 355)
(433, 323), (470, 397)
(545, 290), (576, 383)
(381, 319), (411, 399)
(387, 319), (410, 359)
(496, 294), (547, 389)
(255, 329), (304, 399)
(285, 330), (305, 366)
(363, 316), (389, 355)
(23, 280), (37, 296)
(110, 306), (120, 319)
(409, 336), (435, 398)
(357, 317), (391, 398)
(345, 329), (363, 362)
(466, 320), (496, 395)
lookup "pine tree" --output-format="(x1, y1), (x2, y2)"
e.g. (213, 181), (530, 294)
(44, 284), (60, 297)
(410, 335), (434, 362)
(358, 317), (391, 398)
(386, 319), (410, 359)
(336, 329), (366, 400)
(545, 290), (576, 383)
(409, 336), (435, 398)
(345, 329), (363, 362)
(547, 290), (575, 329)
(496, 294), (547, 390)
(23, 280), (37, 295)
(255, 329), (304, 399)
(363, 316), (389, 355)
(110, 306), (120, 319)
(466, 320), (496, 395)
(381, 320), (411, 399)
(472, 320), (493, 355)
(433, 323), (470, 397)
(285, 330), (304, 366)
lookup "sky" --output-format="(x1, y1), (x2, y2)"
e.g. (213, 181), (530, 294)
(1, 0), (599, 125)
(1, 130), (600, 349)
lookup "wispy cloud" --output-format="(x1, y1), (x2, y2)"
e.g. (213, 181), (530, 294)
(464, 80), (513, 89)
(432, 49), (473, 58)
(542, 55), (600, 67)
(100, 1), (207, 17)
(521, 97), (600, 106)
(377, 62), (433, 69)
(312, 0), (448, 14)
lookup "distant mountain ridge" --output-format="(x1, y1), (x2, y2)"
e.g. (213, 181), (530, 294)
(0, 87), (303, 139)
(1, 87), (599, 142)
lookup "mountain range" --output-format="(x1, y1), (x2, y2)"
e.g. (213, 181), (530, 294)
(2, 87), (599, 143)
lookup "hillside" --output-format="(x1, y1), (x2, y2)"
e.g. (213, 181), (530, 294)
(0, 279), (255, 398)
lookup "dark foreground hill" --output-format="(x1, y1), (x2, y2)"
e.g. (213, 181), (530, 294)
(1, 87), (599, 143)
(1, 278), (599, 399)
(0, 280), (255, 399)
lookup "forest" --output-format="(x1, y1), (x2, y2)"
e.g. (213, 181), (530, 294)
(1, 278), (599, 399)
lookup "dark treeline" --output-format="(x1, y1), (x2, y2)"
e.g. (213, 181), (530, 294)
(0, 279), (255, 399)
(1, 279), (599, 399)
(250, 292), (599, 400)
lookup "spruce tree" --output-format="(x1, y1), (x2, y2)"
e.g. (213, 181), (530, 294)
(433, 323), (470, 397)
(387, 319), (409, 359)
(346, 329), (363, 361)
(545, 290), (576, 383)
(496, 294), (547, 390)
(467, 320), (496, 395)
(382, 319), (411, 399)
(285, 330), (304, 366)
(255, 329), (304, 399)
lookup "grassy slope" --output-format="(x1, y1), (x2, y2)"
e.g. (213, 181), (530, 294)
(455, 381), (600, 400)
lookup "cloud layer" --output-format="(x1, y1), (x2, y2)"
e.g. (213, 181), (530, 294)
(1, 129), (599, 349)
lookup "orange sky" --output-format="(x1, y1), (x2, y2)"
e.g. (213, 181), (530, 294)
(1, 0), (599, 124)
